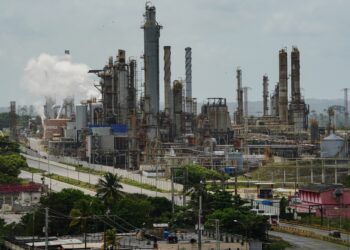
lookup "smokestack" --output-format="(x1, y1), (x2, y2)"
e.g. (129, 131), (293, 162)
(164, 46), (171, 116)
(278, 48), (288, 123)
(291, 47), (300, 103)
(344, 88), (349, 128)
(142, 4), (162, 139)
(236, 68), (243, 124)
(185, 47), (192, 113)
(263, 75), (269, 116)
(173, 80), (183, 138)
(9, 101), (17, 140)
(243, 87), (250, 117)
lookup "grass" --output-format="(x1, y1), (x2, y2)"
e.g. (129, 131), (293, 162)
(266, 238), (291, 250)
(21, 166), (45, 174)
(54, 161), (172, 193)
(74, 165), (105, 176)
(44, 173), (96, 191)
(121, 178), (170, 193)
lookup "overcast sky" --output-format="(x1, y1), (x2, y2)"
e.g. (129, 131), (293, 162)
(0, 0), (349, 108)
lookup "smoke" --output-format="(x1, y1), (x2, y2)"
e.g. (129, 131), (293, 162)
(21, 53), (99, 103)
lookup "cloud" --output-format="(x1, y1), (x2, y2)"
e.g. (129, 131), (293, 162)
(21, 53), (99, 103)
(263, 11), (327, 35)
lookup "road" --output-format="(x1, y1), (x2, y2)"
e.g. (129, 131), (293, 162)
(270, 231), (348, 250)
(23, 157), (184, 204)
(280, 222), (350, 242)
(20, 171), (96, 196)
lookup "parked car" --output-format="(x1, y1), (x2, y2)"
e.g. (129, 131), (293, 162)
(329, 230), (341, 238)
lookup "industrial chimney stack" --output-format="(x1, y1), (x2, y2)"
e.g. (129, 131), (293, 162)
(235, 68), (244, 124)
(278, 48), (288, 123)
(185, 47), (192, 114)
(164, 46), (171, 116)
(263, 75), (269, 116)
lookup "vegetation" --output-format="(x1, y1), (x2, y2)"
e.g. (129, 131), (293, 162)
(121, 178), (167, 193)
(5, 159), (269, 243)
(265, 238), (291, 250)
(10, 188), (172, 237)
(45, 173), (96, 190)
(0, 136), (28, 184)
(96, 172), (123, 208)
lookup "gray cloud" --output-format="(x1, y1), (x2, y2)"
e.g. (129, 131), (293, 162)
(0, 0), (349, 108)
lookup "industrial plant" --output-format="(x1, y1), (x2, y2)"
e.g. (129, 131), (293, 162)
(12, 3), (350, 179)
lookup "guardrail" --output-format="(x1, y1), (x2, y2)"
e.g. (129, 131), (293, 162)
(272, 224), (349, 246)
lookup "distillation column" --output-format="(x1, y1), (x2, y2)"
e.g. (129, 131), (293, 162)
(243, 87), (250, 117)
(278, 49), (288, 123)
(142, 4), (162, 139)
(263, 75), (269, 116)
(289, 47), (309, 131)
(185, 47), (192, 114)
(164, 46), (171, 117)
(344, 88), (349, 128)
(235, 68), (243, 124)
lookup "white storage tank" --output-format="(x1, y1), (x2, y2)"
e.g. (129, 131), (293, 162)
(320, 133), (345, 157)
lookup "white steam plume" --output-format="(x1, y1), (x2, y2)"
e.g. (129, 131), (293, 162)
(22, 53), (99, 103)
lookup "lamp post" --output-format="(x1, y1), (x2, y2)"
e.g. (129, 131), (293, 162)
(233, 220), (247, 250)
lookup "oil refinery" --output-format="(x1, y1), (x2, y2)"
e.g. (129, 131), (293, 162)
(10, 3), (350, 181)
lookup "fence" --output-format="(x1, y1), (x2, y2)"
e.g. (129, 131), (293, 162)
(21, 149), (183, 192)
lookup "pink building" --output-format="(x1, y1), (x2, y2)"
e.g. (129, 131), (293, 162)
(290, 184), (350, 218)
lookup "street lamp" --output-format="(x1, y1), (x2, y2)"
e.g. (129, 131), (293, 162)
(233, 220), (247, 250)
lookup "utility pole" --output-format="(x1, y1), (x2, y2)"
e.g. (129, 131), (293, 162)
(198, 194), (202, 250)
(215, 219), (220, 250)
(32, 212), (35, 249)
(171, 167), (175, 214)
(45, 207), (49, 250)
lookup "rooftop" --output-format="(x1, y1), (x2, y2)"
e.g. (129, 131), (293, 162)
(300, 183), (344, 193)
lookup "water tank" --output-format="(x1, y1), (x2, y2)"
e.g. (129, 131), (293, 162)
(320, 133), (345, 157)
(76, 105), (87, 130)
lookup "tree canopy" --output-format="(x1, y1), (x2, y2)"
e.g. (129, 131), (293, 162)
(96, 172), (123, 209)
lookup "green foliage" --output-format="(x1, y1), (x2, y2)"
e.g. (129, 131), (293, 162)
(0, 218), (9, 246)
(171, 206), (196, 229)
(113, 197), (152, 228)
(205, 207), (270, 240)
(0, 154), (28, 184)
(343, 175), (350, 188)
(279, 197), (288, 218)
(0, 113), (9, 130)
(0, 136), (19, 155)
(175, 164), (228, 189)
(96, 173), (123, 208)
(266, 239), (291, 250)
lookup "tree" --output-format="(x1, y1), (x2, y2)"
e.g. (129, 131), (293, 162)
(96, 173), (123, 209)
(0, 154), (28, 184)
(70, 199), (94, 250)
(205, 207), (270, 240)
(0, 218), (9, 247)
(104, 228), (121, 250)
(175, 164), (228, 190)
(0, 136), (19, 155)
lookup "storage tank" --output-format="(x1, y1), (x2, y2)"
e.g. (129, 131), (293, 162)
(76, 105), (87, 130)
(320, 133), (345, 157)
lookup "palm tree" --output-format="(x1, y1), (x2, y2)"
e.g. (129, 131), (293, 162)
(70, 199), (93, 250)
(96, 172), (123, 208)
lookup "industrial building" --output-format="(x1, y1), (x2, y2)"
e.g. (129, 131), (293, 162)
(29, 3), (350, 179)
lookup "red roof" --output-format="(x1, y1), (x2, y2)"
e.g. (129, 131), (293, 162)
(0, 183), (43, 194)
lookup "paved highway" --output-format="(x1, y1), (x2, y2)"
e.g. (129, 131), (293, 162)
(24, 157), (184, 204)
(270, 231), (348, 250)
(279, 222), (350, 242)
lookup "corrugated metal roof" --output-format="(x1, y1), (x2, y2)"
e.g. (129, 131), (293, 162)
(0, 183), (43, 194)
(300, 184), (343, 193)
